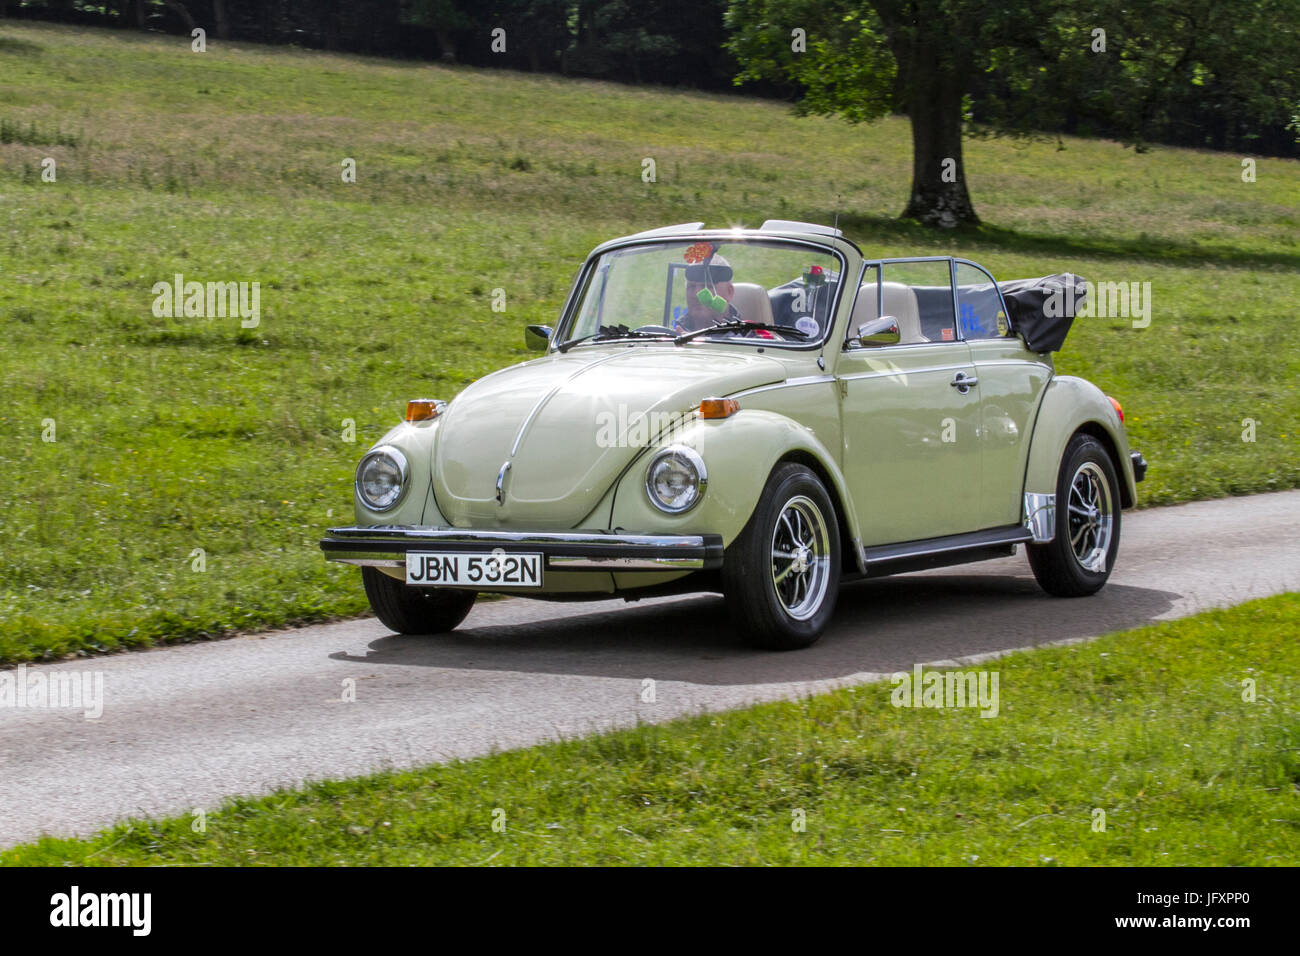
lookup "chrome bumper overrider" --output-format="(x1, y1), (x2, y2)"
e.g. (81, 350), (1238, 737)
(1023, 493), (1056, 543)
(319, 526), (724, 571)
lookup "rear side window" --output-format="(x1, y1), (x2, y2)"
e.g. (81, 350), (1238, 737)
(955, 262), (1010, 339)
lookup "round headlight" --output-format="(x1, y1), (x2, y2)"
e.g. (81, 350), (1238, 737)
(645, 446), (707, 514)
(355, 446), (409, 512)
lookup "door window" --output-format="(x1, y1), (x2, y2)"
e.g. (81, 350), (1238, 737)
(877, 260), (956, 344)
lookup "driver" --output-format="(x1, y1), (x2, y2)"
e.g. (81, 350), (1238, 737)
(675, 253), (741, 333)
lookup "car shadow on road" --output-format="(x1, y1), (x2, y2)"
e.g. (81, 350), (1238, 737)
(328, 571), (1181, 685)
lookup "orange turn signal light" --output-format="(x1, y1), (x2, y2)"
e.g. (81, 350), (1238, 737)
(406, 399), (444, 422)
(1107, 396), (1124, 423)
(699, 397), (739, 420)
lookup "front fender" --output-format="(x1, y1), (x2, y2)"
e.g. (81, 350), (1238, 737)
(1024, 376), (1137, 507)
(352, 419), (443, 526)
(602, 409), (858, 551)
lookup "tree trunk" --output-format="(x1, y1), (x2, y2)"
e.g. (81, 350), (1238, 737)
(162, 0), (197, 33)
(900, 59), (979, 228)
(323, 0), (339, 50)
(213, 0), (230, 40)
(436, 29), (457, 63)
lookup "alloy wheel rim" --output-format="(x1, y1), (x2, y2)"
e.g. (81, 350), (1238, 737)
(1067, 461), (1113, 573)
(769, 495), (831, 620)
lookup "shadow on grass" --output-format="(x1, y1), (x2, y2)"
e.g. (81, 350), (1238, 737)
(0, 37), (43, 56)
(827, 210), (1300, 271)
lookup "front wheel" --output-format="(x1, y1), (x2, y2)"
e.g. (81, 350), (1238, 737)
(723, 463), (841, 650)
(1027, 433), (1122, 597)
(361, 566), (476, 634)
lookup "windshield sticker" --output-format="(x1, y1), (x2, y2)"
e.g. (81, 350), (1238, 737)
(795, 316), (819, 337)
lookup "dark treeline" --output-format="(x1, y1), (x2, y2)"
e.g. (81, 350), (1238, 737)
(1, 0), (742, 88)
(3, 0), (1296, 157)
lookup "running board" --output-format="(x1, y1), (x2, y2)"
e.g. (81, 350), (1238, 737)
(859, 526), (1032, 579)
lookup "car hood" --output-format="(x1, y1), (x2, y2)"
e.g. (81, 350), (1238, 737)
(432, 347), (787, 528)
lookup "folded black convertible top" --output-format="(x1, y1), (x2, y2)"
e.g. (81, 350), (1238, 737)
(996, 273), (1086, 353)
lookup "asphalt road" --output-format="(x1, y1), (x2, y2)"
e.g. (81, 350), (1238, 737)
(2, 490), (1298, 848)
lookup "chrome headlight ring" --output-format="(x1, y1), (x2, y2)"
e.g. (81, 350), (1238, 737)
(355, 445), (410, 512)
(644, 445), (707, 514)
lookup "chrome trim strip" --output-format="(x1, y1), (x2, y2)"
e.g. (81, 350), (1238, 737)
(326, 527), (715, 547)
(509, 350), (626, 456)
(950, 257), (962, 342)
(732, 375), (835, 398)
(843, 341), (960, 354)
(862, 526), (1032, 564)
(548, 555), (704, 570)
(495, 460), (511, 505)
(1023, 492), (1056, 543)
(837, 362), (974, 382)
(321, 527), (720, 572)
(965, 359), (1054, 372)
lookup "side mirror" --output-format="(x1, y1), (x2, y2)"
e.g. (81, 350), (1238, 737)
(524, 324), (553, 352)
(856, 315), (901, 346)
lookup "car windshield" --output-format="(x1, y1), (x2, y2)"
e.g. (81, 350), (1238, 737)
(560, 238), (842, 348)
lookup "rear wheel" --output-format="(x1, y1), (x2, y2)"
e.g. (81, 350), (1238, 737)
(1027, 433), (1121, 597)
(723, 463), (841, 650)
(361, 566), (476, 634)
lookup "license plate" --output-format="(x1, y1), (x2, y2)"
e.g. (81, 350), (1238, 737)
(405, 551), (543, 588)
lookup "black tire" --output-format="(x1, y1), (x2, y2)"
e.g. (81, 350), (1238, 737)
(723, 463), (841, 650)
(361, 566), (477, 634)
(1027, 433), (1122, 597)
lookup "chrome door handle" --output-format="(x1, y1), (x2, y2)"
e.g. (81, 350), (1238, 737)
(950, 372), (978, 391)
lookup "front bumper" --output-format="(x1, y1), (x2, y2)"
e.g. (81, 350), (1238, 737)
(319, 526), (724, 572)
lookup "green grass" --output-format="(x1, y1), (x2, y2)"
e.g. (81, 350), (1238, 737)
(0, 21), (1298, 663)
(6, 593), (1298, 865)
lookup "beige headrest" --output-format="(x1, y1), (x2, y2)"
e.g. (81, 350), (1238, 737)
(729, 282), (774, 325)
(850, 281), (927, 344)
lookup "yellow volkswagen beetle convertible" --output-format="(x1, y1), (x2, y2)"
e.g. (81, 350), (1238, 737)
(320, 221), (1147, 650)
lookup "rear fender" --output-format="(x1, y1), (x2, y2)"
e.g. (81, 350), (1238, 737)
(1024, 376), (1137, 508)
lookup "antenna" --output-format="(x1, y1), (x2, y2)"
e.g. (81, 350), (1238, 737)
(833, 194), (841, 234)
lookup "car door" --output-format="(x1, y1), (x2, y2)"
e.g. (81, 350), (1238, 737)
(953, 260), (1053, 528)
(836, 259), (984, 546)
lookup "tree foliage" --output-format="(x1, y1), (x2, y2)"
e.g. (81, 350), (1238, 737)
(726, 0), (1300, 226)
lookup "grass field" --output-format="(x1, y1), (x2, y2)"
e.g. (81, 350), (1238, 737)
(6, 593), (1297, 866)
(1, 22), (1298, 662)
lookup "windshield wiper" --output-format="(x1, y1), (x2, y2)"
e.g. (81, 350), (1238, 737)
(557, 324), (673, 353)
(674, 320), (811, 345)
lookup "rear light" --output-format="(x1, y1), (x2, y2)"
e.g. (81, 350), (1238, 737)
(1107, 396), (1124, 423)
(406, 399), (445, 422)
(699, 397), (739, 420)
